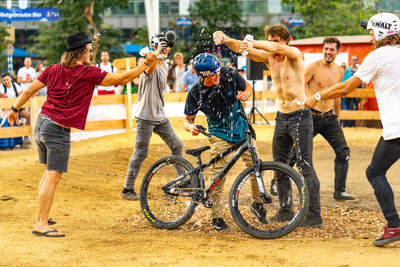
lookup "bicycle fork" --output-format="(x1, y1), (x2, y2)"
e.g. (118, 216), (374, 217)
(249, 146), (272, 204)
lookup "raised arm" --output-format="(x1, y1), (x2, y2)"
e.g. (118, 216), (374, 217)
(213, 31), (269, 63)
(100, 51), (158, 86)
(252, 40), (301, 61)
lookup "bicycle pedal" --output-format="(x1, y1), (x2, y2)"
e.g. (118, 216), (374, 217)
(203, 200), (213, 208)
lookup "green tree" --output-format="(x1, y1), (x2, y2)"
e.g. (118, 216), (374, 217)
(283, 0), (377, 39)
(31, 0), (129, 64)
(189, 0), (243, 53)
(0, 23), (9, 70)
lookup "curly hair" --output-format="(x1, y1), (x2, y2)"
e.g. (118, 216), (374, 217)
(323, 37), (341, 51)
(264, 24), (291, 44)
(61, 45), (89, 68)
(374, 34), (400, 49)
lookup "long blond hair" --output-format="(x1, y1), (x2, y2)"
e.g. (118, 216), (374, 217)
(374, 34), (400, 49)
(61, 45), (88, 68)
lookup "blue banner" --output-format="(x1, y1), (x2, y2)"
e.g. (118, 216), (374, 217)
(0, 8), (61, 23)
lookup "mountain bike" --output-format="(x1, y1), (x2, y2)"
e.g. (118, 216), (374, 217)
(140, 110), (309, 239)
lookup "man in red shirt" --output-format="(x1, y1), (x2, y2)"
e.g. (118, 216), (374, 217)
(8, 32), (158, 237)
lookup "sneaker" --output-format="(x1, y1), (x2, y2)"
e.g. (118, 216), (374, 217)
(333, 190), (356, 201)
(121, 190), (139, 200)
(373, 225), (400, 246)
(250, 203), (268, 224)
(300, 215), (323, 228)
(212, 218), (231, 231)
(270, 178), (278, 196)
(270, 210), (294, 222)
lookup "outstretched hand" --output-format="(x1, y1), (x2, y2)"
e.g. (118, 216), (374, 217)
(213, 31), (227, 45)
(144, 51), (158, 66)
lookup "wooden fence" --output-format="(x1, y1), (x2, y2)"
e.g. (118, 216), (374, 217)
(0, 88), (379, 140)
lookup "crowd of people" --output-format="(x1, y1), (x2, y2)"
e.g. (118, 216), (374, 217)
(4, 11), (400, 248)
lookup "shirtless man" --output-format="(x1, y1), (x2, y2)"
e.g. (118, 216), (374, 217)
(303, 37), (354, 201)
(214, 24), (322, 227)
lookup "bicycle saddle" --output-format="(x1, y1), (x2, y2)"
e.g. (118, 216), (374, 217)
(185, 146), (211, 157)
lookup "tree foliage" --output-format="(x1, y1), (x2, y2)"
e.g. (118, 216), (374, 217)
(0, 23), (9, 69)
(283, 0), (377, 38)
(31, 0), (128, 64)
(189, 0), (243, 54)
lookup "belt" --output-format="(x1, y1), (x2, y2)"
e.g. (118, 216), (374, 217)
(40, 115), (71, 130)
(311, 109), (335, 118)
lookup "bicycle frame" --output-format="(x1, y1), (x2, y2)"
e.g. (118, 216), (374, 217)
(162, 127), (270, 203)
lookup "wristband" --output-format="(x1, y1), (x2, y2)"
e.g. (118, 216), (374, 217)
(144, 62), (151, 67)
(315, 92), (322, 101)
(11, 105), (20, 112)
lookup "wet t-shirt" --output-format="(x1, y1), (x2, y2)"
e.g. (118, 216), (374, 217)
(184, 67), (248, 144)
(38, 63), (108, 130)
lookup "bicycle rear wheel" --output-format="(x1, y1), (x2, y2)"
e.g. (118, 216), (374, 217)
(140, 156), (200, 229)
(229, 161), (309, 239)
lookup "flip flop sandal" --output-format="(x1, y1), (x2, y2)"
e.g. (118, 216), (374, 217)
(32, 229), (65, 237)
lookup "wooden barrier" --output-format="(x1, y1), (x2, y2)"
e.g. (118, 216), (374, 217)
(0, 88), (380, 140)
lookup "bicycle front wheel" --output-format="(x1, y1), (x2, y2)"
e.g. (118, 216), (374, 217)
(140, 156), (200, 229)
(229, 161), (309, 239)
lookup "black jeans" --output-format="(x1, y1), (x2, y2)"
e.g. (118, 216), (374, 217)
(289, 113), (350, 192)
(366, 137), (400, 226)
(273, 108), (321, 217)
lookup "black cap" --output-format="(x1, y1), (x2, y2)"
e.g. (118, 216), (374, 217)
(65, 32), (92, 51)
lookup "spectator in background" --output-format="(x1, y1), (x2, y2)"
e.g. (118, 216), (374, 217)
(17, 57), (36, 92)
(182, 59), (199, 92)
(340, 62), (347, 72)
(166, 59), (176, 92)
(1, 73), (30, 126)
(171, 52), (186, 92)
(35, 61), (47, 96)
(341, 55), (362, 127)
(96, 51), (121, 95)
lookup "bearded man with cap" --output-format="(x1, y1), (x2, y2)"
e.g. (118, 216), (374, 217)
(184, 53), (268, 231)
(8, 32), (158, 237)
(306, 12), (400, 246)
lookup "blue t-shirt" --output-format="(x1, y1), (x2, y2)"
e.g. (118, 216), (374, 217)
(182, 70), (200, 92)
(184, 67), (248, 144)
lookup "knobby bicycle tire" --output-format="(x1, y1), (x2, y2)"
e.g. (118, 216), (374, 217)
(229, 161), (309, 239)
(140, 156), (200, 229)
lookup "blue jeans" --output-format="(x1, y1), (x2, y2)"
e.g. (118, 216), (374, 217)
(366, 137), (400, 227)
(273, 108), (321, 217)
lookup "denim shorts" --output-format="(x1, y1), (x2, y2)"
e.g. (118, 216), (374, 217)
(35, 115), (71, 173)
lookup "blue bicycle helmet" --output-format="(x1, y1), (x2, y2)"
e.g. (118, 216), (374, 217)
(193, 53), (221, 77)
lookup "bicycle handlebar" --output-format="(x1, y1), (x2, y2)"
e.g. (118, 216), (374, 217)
(195, 124), (212, 138)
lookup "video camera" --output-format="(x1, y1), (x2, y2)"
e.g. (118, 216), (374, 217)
(151, 31), (176, 48)
(360, 19), (368, 29)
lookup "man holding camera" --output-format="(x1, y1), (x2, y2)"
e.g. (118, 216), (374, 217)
(121, 32), (184, 200)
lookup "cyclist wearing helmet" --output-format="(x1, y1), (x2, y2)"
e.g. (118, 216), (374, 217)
(214, 25), (323, 228)
(184, 53), (266, 231)
(306, 12), (400, 246)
